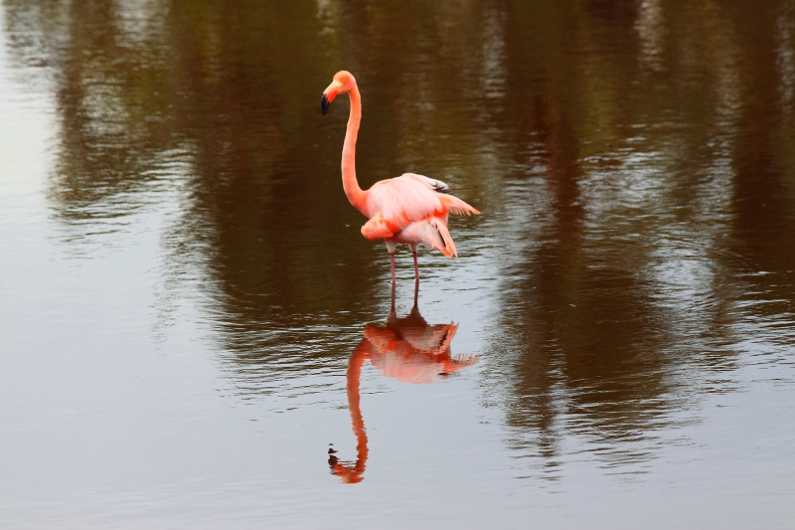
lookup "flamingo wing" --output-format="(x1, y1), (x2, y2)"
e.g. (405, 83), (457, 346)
(402, 173), (480, 217)
(361, 212), (400, 240)
(402, 172), (452, 193)
(365, 175), (446, 230)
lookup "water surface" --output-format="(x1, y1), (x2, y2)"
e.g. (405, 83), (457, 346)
(2, 1), (795, 528)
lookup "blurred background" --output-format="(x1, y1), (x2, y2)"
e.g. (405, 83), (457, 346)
(1, 0), (794, 528)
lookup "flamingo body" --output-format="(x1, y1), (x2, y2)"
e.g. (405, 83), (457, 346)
(322, 71), (478, 281)
(362, 172), (477, 257)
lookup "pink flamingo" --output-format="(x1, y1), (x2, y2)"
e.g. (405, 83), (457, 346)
(321, 71), (479, 285)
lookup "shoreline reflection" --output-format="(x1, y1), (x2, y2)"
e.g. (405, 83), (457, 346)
(329, 292), (478, 484)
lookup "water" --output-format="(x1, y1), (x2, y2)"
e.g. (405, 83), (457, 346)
(1, 0), (795, 528)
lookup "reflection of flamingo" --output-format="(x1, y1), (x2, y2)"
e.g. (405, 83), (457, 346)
(321, 71), (479, 285)
(329, 296), (478, 483)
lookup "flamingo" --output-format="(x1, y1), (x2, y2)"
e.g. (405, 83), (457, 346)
(321, 71), (479, 286)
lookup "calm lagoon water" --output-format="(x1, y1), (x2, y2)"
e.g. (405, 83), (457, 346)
(2, 1), (795, 528)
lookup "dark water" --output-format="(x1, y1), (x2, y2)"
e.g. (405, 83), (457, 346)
(2, 0), (795, 528)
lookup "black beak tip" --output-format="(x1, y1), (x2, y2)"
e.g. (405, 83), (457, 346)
(321, 94), (330, 116)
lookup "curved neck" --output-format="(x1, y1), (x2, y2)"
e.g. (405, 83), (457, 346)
(342, 85), (367, 213)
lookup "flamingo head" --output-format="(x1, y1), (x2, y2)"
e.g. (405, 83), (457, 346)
(321, 70), (356, 115)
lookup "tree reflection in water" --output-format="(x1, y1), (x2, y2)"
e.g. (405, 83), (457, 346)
(329, 286), (478, 484)
(4, 0), (795, 483)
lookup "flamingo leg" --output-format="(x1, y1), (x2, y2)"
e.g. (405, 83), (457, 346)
(412, 249), (420, 306)
(389, 252), (397, 313)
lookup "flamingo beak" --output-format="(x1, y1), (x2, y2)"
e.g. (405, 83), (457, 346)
(321, 93), (331, 116)
(321, 80), (343, 116)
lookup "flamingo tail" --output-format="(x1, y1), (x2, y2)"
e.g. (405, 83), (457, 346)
(401, 218), (458, 258)
(439, 194), (480, 217)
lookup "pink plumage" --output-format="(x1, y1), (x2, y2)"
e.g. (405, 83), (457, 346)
(321, 71), (479, 283)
